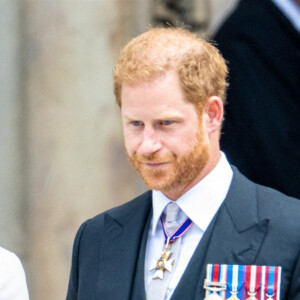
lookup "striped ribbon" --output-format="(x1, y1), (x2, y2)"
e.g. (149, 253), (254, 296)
(226, 264), (243, 299)
(160, 216), (193, 244)
(204, 264), (282, 300)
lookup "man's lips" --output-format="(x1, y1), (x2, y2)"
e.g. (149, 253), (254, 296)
(141, 162), (169, 168)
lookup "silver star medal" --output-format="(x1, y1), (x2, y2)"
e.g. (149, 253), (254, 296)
(266, 293), (275, 300)
(246, 292), (258, 300)
(204, 291), (224, 300)
(203, 280), (226, 300)
(149, 240), (175, 279)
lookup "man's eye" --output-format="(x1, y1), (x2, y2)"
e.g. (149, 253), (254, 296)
(162, 120), (173, 125)
(131, 121), (141, 126)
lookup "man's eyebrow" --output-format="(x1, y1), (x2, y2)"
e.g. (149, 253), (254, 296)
(156, 113), (183, 119)
(122, 115), (136, 120)
(122, 112), (184, 120)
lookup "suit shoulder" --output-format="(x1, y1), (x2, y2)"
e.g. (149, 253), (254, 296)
(231, 167), (300, 235)
(71, 190), (152, 259)
(256, 183), (300, 218)
(232, 166), (300, 214)
(79, 190), (152, 230)
(249, 182), (300, 249)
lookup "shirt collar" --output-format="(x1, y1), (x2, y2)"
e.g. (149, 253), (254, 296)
(151, 152), (233, 234)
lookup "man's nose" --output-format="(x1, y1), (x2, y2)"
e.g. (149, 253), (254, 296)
(138, 128), (162, 156)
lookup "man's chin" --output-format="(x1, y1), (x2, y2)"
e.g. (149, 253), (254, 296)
(139, 174), (172, 192)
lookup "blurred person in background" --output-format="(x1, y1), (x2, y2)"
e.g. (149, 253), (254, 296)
(214, 0), (300, 199)
(0, 246), (29, 300)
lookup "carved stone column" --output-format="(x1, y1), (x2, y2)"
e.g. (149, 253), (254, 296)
(22, 1), (144, 299)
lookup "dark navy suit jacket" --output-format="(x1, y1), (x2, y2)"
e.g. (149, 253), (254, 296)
(66, 168), (300, 299)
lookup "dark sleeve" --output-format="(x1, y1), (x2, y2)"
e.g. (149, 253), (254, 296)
(66, 221), (88, 300)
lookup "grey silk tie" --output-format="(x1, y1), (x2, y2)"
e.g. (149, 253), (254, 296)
(146, 202), (181, 300)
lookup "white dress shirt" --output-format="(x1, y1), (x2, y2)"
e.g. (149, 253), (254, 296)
(145, 152), (233, 300)
(271, 0), (300, 31)
(0, 247), (30, 300)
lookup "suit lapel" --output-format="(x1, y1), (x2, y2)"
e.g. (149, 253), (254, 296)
(204, 167), (270, 264)
(96, 191), (152, 300)
(173, 168), (270, 300)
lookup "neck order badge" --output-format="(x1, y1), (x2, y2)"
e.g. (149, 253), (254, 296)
(149, 216), (193, 280)
(204, 264), (282, 300)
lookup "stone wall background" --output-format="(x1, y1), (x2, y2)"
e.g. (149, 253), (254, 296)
(0, 0), (237, 299)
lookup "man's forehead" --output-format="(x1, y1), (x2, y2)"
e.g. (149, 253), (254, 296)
(121, 71), (170, 89)
(120, 70), (200, 120)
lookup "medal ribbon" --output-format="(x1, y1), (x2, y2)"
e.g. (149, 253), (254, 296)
(220, 264), (228, 299)
(204, 264), (282, 300)
(205, 264), (218, 297)
(160, 215), (193, 244)
(264, 266), (281, 300)
(205, 264), (227, 298)
(275, 267), (281, 300)
(213, 264), (221, 283)
(266, 266), (275, 299)
(245, 265), (262, 298)
(226, 264), (243, 299)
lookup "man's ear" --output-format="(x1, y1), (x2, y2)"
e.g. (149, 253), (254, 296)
(203, 96), (224, 133)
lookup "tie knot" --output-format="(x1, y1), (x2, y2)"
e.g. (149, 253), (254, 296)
(164, 202), (180, 236)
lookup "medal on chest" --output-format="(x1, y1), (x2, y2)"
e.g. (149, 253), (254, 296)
(264, 265), (281, 300)
(204, 264), (227, 300)
(226, 264), (243, 300)
(149, 215), (193, 280)
(245, 265), (260, 300)
(203, 264), (282, 300)
(149, 238), (175, 279)
(226, 292), (239, 300)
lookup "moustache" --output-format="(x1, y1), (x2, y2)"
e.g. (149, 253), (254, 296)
(133, 153), (175, 163)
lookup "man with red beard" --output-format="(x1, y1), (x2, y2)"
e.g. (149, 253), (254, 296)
(67, 28), (300, 300)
